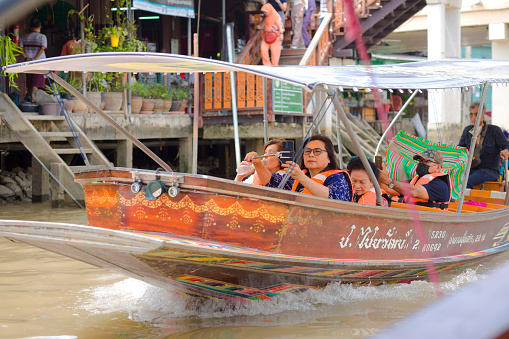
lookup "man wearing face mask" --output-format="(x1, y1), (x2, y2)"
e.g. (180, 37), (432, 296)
(379, 148), (452, 210)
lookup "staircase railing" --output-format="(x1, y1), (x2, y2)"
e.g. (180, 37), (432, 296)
(299, 13), (333, 66)
(334, 0), (382, 34)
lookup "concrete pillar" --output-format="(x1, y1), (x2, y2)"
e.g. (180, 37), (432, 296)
(31, 157), (49, 203)
(179, 137), (193, 173)
(426, 0), (462, 143)
(490, 23), (509, 130)
(245, 139), (264, 154)
(116, 139), (133, 168)
(50, 163), (64, 208)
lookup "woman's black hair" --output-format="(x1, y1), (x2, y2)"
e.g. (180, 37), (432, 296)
(300, 134), (339, 172)
(347, 156), (380, 180)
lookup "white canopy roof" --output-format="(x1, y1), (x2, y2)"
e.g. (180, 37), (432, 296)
(5, 52), (509, 90)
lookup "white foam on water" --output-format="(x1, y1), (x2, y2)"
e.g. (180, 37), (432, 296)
(78, 268), (484, 323)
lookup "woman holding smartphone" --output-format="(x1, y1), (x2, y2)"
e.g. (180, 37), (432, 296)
(245, 135), (352, 201)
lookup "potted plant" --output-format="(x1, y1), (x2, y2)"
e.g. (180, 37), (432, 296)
(103, 73), (126, 112)
(132, 82), (154, 114)
(102, 26), (127, 48)
(45, 83), (75, 113)
(161, 86), (173, 113)
(129, 81), (146, 114)
(170, 87), (188, 112)
(149, 84), (169, 114)
(85, 73), (106, 112)
(0, 34), (22, 90)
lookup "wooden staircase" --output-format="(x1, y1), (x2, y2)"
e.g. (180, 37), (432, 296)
(0, 93), (112, 205)
(279, 47), (307, 66)
(332, 0), (427, 56)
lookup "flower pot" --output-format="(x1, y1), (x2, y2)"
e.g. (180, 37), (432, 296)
(18, 102), (39, 112)
(71, 98), (87, 113)
(86, 92), (102, 113)
(39, 103), (62, 116)
(131, 96), (143, 114)
(61, 93), (72, 100)
(163, 99), (173, 112)
(170, 100), (187, 112)
(140, 98), (155, 114)
(103, 92), (124, 111)
(153, 99), (164, 113)
(63, 99), (74, 113)
(110, 34), (119, 47)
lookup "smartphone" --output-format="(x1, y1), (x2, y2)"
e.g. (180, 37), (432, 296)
(280, 140), (294, 163)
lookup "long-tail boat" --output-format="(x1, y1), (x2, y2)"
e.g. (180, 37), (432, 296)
(2, 53), (509, 301)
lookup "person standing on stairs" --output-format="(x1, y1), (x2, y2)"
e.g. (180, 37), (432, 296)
(290, 0), (306, 49)
(260, 3), (285, 66)
(20, 19), (47, 102)
(268, 0), (287, 38)
(302, 0), (316, 47)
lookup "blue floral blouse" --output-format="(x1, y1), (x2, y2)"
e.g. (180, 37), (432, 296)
(265, 171), (351, 201)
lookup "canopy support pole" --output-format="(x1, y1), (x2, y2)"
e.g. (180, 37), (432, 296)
(320, 85), (383, 206)
(50, 72), (173, 172)
(192, 34), (199, 174)
(457, 82), (488, 213)
(505, 160), (509, 206)
(375, 90), (419, 156)
(226, 23), (241, 166)
(263, 77), (268, 144)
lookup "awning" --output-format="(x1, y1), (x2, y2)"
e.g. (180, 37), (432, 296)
(4, 52), (509, 90)
(133, 0), (194, 18)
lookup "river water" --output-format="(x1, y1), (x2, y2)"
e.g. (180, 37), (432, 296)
(0, 202), (507, 339)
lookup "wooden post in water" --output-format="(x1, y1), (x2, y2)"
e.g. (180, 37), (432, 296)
(31, 157), (49, 203)
(50, 163), (64, 208)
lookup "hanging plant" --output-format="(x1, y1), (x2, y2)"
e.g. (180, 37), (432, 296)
(0, 35), (23, 89)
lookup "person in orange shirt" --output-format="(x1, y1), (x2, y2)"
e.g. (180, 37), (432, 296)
(235, 139), (285, 184)
(347, 157), (389, 206)
(260, 2), (285, 66)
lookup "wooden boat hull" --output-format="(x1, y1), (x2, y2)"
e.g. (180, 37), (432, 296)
(60, 167), (509, 299)
(0, 219), (500, 301)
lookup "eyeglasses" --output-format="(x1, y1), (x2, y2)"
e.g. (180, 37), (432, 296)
(303, 148), (326, 156)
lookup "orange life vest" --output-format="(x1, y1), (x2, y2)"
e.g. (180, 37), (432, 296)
(291, 169), (352, 200)
(391, 171), (452, 210)
(356, 187), (389, 206)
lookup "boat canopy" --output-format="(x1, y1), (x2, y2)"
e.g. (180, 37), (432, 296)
(4, 52), (509, 91)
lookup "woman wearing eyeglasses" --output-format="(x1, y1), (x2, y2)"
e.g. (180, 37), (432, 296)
(245, 135), (352, 201)
(235, 139), (286, 185)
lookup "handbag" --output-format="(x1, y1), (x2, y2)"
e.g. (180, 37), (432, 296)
(264, 30), (278, 44)
(471, 124), (488, 168)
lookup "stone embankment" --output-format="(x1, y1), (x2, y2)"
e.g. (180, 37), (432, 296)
(0, 168), (32, 204)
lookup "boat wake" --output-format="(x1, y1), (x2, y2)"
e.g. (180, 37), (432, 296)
(78, 268), (484, 323)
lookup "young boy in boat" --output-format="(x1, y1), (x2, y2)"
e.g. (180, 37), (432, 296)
(235, 139), (286, 185)
(244, 135), (352, 201)
(378, 148), (452, 210)
(347, 157), (390, 206)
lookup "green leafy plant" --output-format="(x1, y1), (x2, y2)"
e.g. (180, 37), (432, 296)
(149, 84), (172, 99)
(45, 83), (69, 95)
(132, 82), (149, 98)
(0, 35), (22, 89)
(88, 73), (107, 92)
(68, 9), (96, 51)
(171, 87), (188, 101)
